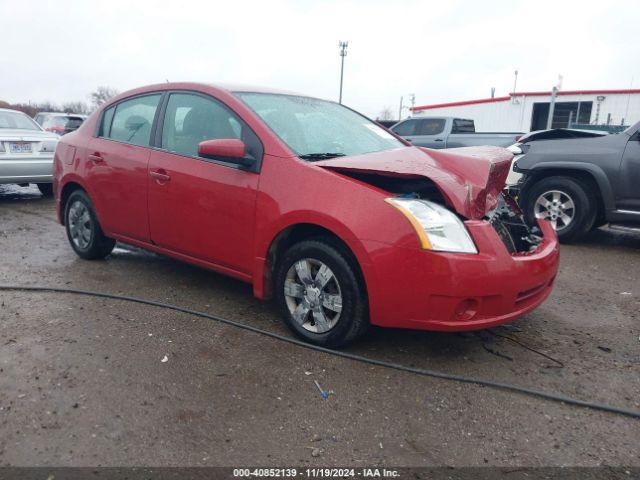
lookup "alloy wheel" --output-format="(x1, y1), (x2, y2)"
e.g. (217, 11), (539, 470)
(534, 190), (575, 231)
(283, 258), (343, 333)
(68, 200), (93, 249)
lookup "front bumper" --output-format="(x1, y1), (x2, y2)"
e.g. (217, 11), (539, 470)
(0, 155), (54, 184)
(365, 219), (559, 331)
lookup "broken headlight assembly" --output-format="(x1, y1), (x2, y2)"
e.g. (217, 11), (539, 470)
(385, 198), (478, 254)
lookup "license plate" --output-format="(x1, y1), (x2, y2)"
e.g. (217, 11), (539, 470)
(8, 142), (33, 154)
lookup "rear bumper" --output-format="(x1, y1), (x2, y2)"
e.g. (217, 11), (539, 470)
(0, 156), (54, 183)
(365, 219), (559, 331)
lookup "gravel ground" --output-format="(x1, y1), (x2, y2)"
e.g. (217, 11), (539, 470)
(0, 184), (638, 467)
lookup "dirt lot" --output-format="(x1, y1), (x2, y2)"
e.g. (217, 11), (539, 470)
(0, 184), (638, 467)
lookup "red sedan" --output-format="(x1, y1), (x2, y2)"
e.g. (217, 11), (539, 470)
(53, 82), (559, 347)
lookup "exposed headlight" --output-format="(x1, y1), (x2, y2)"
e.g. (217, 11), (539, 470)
(386, 198), (478, 254)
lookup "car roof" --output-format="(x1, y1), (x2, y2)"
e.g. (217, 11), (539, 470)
(109, 82), (317, 103)
(0, 108), (30, 114)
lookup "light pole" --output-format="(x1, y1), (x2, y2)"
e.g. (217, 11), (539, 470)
(547, 75), (563, 129)
(338, 41), (348, 104)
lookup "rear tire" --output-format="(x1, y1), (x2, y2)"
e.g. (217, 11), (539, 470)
(523, 176), (596, 243)
(274, 239), (369, 348)
(64, 190), (115, 259)
(36, 183), (53, 196)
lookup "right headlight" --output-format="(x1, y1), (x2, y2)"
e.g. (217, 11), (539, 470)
(386, 198), (478, 254)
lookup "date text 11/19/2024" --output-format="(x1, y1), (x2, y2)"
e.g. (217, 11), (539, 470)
(233, 468), (400, 478)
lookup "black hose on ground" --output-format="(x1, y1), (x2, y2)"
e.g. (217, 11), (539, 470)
(1, 285), (639, 420)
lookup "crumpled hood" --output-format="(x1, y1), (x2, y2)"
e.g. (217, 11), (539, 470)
(314, 146), (513, 219)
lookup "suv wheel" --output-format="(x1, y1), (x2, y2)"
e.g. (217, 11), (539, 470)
(64, 190), (115, 259)
(524, 176), (596, 243)
(274, 239), (369, 348)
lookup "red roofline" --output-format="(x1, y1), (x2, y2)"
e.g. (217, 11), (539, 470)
(512, 89), (640, 97)
(412, 96), (510, 111)
(412, 88), (640, 111)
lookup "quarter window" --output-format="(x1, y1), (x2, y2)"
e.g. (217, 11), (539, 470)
(161, 93), (243, 158)
(108, 94), (161, 146)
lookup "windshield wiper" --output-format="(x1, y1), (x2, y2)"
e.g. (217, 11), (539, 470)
(298, 152), (346, 161)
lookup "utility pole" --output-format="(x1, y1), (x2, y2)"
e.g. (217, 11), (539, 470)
(398, 94), (414, 120)
(546, 86), (558, 130)
(546, 76), (562, 130)
(338, 41), (348, 104)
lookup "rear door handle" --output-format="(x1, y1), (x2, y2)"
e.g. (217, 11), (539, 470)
(150, 169), (171, 183)
(88, 153), (104, 162)
(434, 139), (444, 142)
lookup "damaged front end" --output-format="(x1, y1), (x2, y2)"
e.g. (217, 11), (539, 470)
(315, 146), (545, 255)
(486, 193), (543, 254)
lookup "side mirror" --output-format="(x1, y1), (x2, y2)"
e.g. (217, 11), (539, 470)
(198, 139), (255, 167)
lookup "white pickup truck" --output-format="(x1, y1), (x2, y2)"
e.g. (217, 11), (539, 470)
(390, 116), (522, 149)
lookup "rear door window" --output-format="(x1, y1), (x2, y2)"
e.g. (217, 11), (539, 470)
(452, 119), (475, 133)
(108, 94), (161, 147)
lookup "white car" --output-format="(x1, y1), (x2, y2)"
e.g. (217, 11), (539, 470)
(505, 143), (525, 187)
(0, 108), (59, 195)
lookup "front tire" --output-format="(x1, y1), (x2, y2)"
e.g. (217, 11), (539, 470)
(523, 176), (596, 243)
(274, 239), (369, 348)
(64, 190), (115, 259)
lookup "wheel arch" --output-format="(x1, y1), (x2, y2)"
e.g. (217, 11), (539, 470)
(255, 221), (372, 302)
(59, 180), (88, 225)
(522, 163), (613, 220)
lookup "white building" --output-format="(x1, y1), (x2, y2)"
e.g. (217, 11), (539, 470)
(410, 89), (640, 132)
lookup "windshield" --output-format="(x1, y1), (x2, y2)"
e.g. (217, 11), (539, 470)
(235, 93), (405, 158)
(0, 111), (41, 131)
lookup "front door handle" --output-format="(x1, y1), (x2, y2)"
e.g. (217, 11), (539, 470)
(150, 169), (171, 183)
(434, 138), (444, 142)
(88, 153), (104, 162)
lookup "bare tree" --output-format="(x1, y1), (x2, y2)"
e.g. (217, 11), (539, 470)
(90, 86), (119, 110)
(378, 106), (394, 121)
(35, 101), (61, 113)
(62, 101), (90, 114)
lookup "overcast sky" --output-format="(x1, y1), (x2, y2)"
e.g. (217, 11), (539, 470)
(2, 0), (639, 117)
